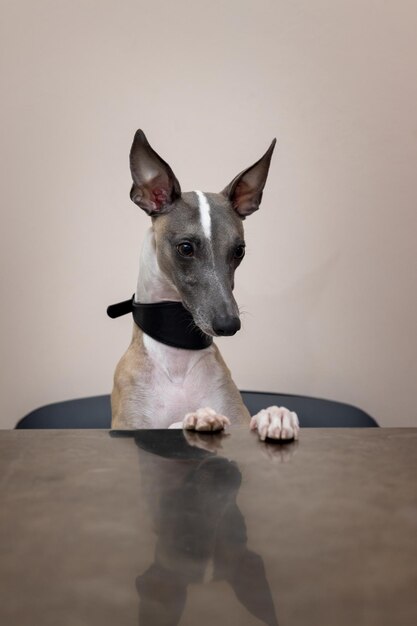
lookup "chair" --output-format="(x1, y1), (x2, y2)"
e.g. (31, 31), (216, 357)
(15, 391), (378, 429)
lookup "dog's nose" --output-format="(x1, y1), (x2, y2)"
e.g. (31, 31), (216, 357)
(212, 315), (241, 336)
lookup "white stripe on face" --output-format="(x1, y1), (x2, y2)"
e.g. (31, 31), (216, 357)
(195, 190), (211, 240)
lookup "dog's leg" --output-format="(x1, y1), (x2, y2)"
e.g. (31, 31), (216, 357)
(170, 405), (300, 441)
(169, 407), (231, 432)
(250, 406), (300, 441)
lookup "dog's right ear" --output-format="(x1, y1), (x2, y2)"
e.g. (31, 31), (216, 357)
(129, 130), (181, 216)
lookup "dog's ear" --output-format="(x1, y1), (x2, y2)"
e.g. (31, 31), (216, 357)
(221, 139), (276, 218)
(129, 130), (181, 215)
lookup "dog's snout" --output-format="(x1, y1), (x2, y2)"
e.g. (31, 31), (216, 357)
(212, 315), (241, 336)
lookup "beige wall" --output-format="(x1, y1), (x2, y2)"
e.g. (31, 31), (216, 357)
(1, 0), (416, 428)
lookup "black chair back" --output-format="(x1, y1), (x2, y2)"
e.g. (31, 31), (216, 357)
(15, 392), (378, 429)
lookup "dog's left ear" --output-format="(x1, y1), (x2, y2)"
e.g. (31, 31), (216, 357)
(221, 139), (276, 218)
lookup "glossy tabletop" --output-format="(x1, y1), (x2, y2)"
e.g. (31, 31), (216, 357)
(0, 428), (416, 626)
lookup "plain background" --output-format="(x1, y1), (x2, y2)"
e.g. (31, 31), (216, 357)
(1, 0), (416, 428)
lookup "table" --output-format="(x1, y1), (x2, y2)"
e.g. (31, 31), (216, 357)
(0, 428), (416, 626)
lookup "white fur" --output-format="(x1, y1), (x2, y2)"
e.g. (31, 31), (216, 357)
(129, 221), (300, 440)
(135, 242), (231, 427)
(250, 407), (300, 441)
(183, 407), (230, 431)
(136, 228), (179, 303)
(143, 333), (211, 385)
(142, 334), (228, 428)
(195, 190), (211, 240)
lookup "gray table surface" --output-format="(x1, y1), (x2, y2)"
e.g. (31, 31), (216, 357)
(0, 427), (416, 626)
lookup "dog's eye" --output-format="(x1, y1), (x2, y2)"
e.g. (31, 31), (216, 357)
(177, 242), (194, 257)
(234, 245), (245, 260)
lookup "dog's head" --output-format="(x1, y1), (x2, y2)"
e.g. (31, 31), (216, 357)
(129, 130), (275, 337)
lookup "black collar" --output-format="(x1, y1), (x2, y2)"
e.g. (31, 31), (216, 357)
(107, 295), (213, 350)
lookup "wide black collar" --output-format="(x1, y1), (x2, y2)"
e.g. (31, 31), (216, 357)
(107, 295), (213, 350)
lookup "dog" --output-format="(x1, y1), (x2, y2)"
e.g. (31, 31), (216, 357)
(109, 130), (299, 441)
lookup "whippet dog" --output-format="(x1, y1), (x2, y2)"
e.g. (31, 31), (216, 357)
(109, 130), (300, 441)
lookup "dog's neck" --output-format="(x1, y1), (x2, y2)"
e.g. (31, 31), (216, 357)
(135, 228), (180, 304)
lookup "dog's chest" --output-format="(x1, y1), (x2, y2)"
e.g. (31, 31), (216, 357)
(141, 335), (223, 427)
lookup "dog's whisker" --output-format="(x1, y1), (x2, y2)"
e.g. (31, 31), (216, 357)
(238, 306), (252, 318)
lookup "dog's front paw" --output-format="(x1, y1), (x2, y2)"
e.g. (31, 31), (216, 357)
(250, 406), (300, 441)
(183, 407), (230, 432)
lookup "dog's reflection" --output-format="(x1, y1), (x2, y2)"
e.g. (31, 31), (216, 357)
(134, 430), (279, 626)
